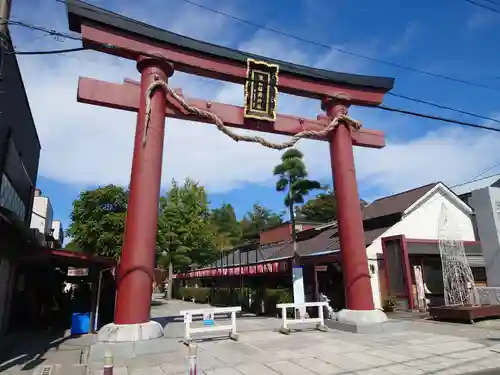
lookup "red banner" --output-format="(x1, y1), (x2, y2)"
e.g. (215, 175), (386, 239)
(174, 259), (290, 279)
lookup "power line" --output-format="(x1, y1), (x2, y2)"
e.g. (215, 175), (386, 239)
(463, 0), (500, 13)
(6, 15), (500, 127)
(479, 0), (500, 6)
(7, 46), (86, 55)
(5, 17), (500, 134)
(387, 92), (500, 124)
(177, 0), (500, 93)
(377, 105), (500, 133)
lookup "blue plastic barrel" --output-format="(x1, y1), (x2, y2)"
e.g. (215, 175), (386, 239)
(71, 312), (91, 335)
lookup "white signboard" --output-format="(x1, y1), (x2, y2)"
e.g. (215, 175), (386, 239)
(292, 266), (306, 317)
(67, 268), (89, 277)
(183, 312), (192, 324)
(203, 311), (215, 326)
(315, 265), (328, 272)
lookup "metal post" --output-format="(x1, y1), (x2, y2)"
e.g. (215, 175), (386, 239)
(94, 267), (113, 331)
(0, 0), (11, 36)
(103, 351), (113, 375)
(187, 344), (198, 375)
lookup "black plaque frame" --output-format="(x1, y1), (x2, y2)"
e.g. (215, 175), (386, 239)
(244, 58), (279, 122)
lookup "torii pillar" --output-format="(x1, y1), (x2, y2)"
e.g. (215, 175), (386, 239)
(324, 96), (387, 325)
(99, 56), (174, 342)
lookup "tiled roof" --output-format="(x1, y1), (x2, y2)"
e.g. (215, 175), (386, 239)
(66, 0), (394, 91)
(362, 183), (437, 220)
(267, 225), (391, 260)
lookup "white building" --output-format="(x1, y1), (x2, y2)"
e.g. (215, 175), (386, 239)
(51, 220), (64, 248)
(451, 173), (500, 289)
(29, 188), (64, 247)
(30, 188), (53, 235)
(364, 182), (478, 310)
(267, 182), (482, 311)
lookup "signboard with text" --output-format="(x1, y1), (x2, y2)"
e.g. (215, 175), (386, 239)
(244, 58), (279, 122)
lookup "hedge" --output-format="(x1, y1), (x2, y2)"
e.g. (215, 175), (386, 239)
(177, 286), (293, 316)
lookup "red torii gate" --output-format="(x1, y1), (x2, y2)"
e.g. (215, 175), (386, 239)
(66, 0), (394, 340)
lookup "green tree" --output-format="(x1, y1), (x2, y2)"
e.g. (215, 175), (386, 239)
(297, 190), (369, 223)
(64, 240), (83, 252)
(210, 203), (242, 249)
(296, 189), (337, 223)
(66, 185), (128, 259)
(240, 203), (283, 242)
(273, 148), (321, 258)
(157, 179), (218, 299)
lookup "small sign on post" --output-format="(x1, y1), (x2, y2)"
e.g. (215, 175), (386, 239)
(315, 265), (328, 272)
(244, 58), (279, 122)
(203, 311), (214, 326)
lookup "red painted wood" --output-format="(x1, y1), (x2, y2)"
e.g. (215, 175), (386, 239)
(114, 57), (173, 325)
(80, 24), (389, 106)
(400, 235), (416, 310)
(77, 77), (385, 149)
(327, 101), (375, 311)
(380, 235), (414, 309)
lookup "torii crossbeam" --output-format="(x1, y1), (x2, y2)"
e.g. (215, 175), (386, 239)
(66, 0), (395, 341)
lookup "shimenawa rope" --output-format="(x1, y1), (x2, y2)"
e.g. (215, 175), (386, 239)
(142, 80), (362, 148)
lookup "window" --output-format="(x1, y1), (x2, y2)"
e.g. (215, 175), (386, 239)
(471, 267), (487, 283)
(0, 174), (26, 221)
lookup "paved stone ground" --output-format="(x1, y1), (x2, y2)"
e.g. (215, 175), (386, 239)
(84, 296), (500, 375)
(0, 329), (93, 374)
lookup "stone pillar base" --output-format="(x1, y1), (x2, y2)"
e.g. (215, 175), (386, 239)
(325, 309), (403, 334)
(336, 309), (388, 325)
(97, 321), (164, 342)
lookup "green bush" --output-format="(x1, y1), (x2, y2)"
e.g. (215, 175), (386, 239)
(178, 287), (210, 303)
(178, 286), (293, 316)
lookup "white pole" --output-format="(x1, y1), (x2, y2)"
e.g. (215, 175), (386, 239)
(187, 344), (197, 375)
(94, 267), (112, 331)
(0, 0), (12, 35)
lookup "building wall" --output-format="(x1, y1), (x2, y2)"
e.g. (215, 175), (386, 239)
(366, 187), (476, 309)
(0, 35), (42, 339)
(470, 187), (500, 287)
(30, 196), (54, 235)
(52, 220), (64, 246)
(0, 38), (41, 188)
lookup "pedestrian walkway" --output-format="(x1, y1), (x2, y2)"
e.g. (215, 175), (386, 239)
(0, 329), (93, 374)
(83, 298), (500, 374)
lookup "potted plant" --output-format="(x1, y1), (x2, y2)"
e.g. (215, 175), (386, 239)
(383, 296), (397, 312)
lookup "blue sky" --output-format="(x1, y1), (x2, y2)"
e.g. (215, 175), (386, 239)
(9, 0), (500, 238)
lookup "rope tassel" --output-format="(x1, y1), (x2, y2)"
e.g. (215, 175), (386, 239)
(142, 80), (362, 148)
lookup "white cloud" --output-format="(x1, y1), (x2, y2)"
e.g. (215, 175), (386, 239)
(11, 1), (500, 199)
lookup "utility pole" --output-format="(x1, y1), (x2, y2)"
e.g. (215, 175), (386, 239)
(0, 0), (12, 36)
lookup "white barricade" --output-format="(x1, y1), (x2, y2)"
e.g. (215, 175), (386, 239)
(180, 306), (241, 344)
(276, 302), (329, 334)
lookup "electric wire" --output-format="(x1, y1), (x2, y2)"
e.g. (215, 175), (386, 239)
(7, 47), (86, 55)
(463, 0), (500, 13)
(177, 0), (500, 92)
(6, 7), (500, 125)
(3, 15), (500, 133)
(376, 106), (500, 133)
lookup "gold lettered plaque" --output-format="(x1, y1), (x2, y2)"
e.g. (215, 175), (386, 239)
(244, 58), (279, 122)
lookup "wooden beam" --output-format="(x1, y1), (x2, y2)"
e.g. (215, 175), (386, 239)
(77, 77), (385, 149)
(80, 24), (388, 106)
